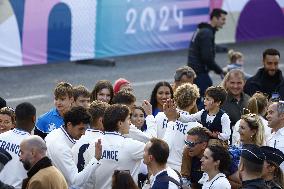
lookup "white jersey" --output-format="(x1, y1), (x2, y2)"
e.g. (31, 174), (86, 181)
(179, 109), (231, 141)
(164, 119), (201, 172)
(94, 131), (145, 189)
(45, 126), (100, 188)
(0, 128), (30, 189)
(72, 129), (104, 169)
(199, 173), (231, 189)
(232, 116), (271, 146)
(267, 127), (284, 171)
(155, 112), (168, 139)
(125, 115), (157, 143)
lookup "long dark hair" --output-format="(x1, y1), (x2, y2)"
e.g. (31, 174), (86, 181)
(150, 81), (173, 112)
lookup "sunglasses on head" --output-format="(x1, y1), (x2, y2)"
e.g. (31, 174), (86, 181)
(0, 107), (15, 114)
(113, 170), (130, 175)
(184, 140), (203, 148)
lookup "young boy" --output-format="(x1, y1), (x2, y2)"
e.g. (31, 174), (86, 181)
(166, 86), (231, 142)
(35, 82), (74, 139)
(73, 85), (91, 109)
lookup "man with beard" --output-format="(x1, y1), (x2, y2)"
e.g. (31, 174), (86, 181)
(244, 48), (283, 98)
(20, 135), (67, 189)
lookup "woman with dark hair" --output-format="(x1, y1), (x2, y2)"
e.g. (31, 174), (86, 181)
(199, 145), (231, 189)
(112, 170), (139, 189)
(131, 105), (147, 131)
(150, 81), (173, 117)
(91, 80), (114, 104)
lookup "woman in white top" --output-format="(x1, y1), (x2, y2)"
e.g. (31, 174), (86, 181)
(232, 92), (271, 146)
(199, 145), (231, 189)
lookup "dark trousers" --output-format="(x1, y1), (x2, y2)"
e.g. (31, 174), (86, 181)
(194, 73), (213, 110)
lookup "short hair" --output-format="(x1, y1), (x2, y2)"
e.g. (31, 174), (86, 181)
(207, 145), (231, 173)
(277, 101), (284, 114)
(91, 80), (114, 102)
(89, 100), (109, 125)
(148, 138), (169, 165)
(262, 48), (280, 59)
(241, 114), (264, 146)
(63, 106), (90, 127)
(0, 107), (15, 124)
(15, 102), (36, 122)
(187, 127), (210, 142)
(174, 83), (200, 109)
(23, 135), (47, 155)
(112, 91), (136, 105)
(73, 85), (90, 101)
(174, 66), (196, 81)
(54, 82), (73, 99)
(150, 81), (173, 111)
(241, 157), (264, 174)
(247, 92), (268, 115)
(132, 105), (146, 115)
(205, 86), (227, 105)
(103, 104), (130, 132)
(0, 97), (6, 109)
(222, 69), (246, 91)
(210, 8), (227, 20)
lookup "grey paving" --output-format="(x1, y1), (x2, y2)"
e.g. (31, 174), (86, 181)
(1, 38), (284, 116)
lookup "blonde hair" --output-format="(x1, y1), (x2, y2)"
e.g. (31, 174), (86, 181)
(174, 83), (200, 110)
(221, 69), (246, 91)
(247, 92), (268, 116)
(228, 49), (243, 64)
(241, 114), (265, 146)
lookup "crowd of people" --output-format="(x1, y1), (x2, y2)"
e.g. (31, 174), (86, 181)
(0, 8), (284, 189)
(0, 51), (283, 189)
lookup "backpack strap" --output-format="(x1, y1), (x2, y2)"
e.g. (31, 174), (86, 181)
(155, 175), (182, 188)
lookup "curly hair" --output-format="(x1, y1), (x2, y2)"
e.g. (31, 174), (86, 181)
(174, 83), (200, 110)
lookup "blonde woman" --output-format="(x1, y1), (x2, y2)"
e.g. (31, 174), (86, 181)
(232, 92), (270, 146)
(228, 113), (266, 189)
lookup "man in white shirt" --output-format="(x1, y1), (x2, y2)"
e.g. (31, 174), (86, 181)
(72, 101), (108, 171)
(143, 138), (180, 189)
(163, 83), (202, 171)
(45, 106), (102, 189)
(266, 101), (284, 171)
(93, 104), (145, 189)
(0, 102), (36, 189)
